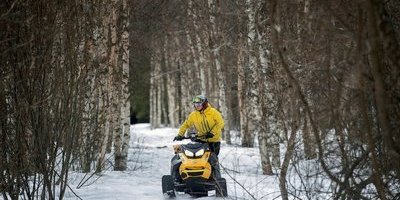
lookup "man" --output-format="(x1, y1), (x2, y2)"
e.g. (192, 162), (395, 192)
(174, 95), (224, 156)
(173, 95), (224, 179)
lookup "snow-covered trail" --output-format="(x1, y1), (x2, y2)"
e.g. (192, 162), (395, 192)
(64, 124), (281, 200)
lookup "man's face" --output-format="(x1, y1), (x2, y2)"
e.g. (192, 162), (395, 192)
(194, 102), (203, 110)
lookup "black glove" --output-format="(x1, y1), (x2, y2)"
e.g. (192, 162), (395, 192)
(173, 135), (184, 141)
(205, 132), (214, 139)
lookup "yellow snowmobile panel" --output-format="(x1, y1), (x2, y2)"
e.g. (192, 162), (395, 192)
(179, 152), (212, 180)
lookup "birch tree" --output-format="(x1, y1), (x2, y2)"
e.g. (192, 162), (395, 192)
(241, 0), (261, 147)
(116, 0), (131, 171)
(108, 0), (124, 171)
(150, 46), (163, 129)
(207, 0), (230, 143)
(96, 3), (112, 171)
(255, 0), (280, 174)
(236, 8), (249, 148)
(176, 33), (194, 119)
(165, 35), (180, 127)
(188, 0), (207, 95)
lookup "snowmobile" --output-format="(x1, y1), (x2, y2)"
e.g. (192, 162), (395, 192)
(162, 133), (228, 197)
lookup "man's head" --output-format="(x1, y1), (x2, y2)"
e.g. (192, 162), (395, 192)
(192, 95), (208, 111)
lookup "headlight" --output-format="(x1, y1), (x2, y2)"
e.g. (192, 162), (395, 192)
(184, 150), (194, 157)
(195, 149), (204, 157)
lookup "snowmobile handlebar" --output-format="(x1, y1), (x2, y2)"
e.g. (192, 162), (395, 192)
(186, 135), (207, 143)
(174, 133), (207, 143)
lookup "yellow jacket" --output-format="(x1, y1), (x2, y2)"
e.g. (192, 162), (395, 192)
(178, 105), (224, 142)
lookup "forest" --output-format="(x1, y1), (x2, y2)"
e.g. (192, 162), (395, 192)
(1, 0), (400, 199)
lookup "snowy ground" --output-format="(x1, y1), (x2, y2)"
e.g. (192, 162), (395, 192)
(63, 124), (281, 200)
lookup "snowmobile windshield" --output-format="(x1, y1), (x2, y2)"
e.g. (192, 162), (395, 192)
(182, 143), (209, 153)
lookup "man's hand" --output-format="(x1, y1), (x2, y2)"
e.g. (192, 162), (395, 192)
(173, 135), (184, 141)
(205, 132), (214, 139)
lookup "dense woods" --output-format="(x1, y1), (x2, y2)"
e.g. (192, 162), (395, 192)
(1, 0), (130, 199)
(143, 0), (400, 199)
(1, 0), (400, 199)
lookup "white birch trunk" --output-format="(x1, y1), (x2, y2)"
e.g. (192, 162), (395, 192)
(165, 36), (178, 127)
(96, 67), (110, 172)
(208, 0), (230, 143)
(96, 10), (111, 171)
(257, 23), (274, 174)
(149, 60), (156, 129)
(188, 0), (206, 95)
(159, 43), (168, 126)
(119, 0), (130, 170)
(185, 29), (199, 96)
(184, 31), (195, 114)
(108, 0), (123, 171)
(81, 59), (97, 172)
(156, 75), (162, 127)
(155, 48), (162, 128)
(242, 0), (260, 147)
(172, 35), (186, 122)
(237, 27), (248, 147)
(149, 45), (163, 129)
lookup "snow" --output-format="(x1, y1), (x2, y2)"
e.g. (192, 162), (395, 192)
(62, 124), (281, 200)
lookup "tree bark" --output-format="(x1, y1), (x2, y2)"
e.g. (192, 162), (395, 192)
(237, 23), (249, 147)
(242, 0), (260, 147)
(208, 0), (230, 143)
(188, 0), (207, 95)
(279, 126), (297, 200)
(118, 0), (131, 171)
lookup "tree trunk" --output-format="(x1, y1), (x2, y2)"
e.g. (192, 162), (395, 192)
(165, 36), (179, 127)
(185, 28), (200, 95)
(258, 131), (273, 175)
(97, 10), (112, 169)
(108, 0), (124, 171)
(302, 114), (315, 159)
(150, 57), (156, 129)
(279, 126), (297, 200)
(188, 0), (207, 95)
(237, 25), (249, 146)
(242, 0), (260, 147)
(207, 0), (230, 143)
(151, 47), (163, 128)
(96, 66), (110, 172)
(118, 0), (131, 171)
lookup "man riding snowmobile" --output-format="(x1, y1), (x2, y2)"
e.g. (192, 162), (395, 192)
(162, 95), (227, 197)
(174, 95), (224, 179)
